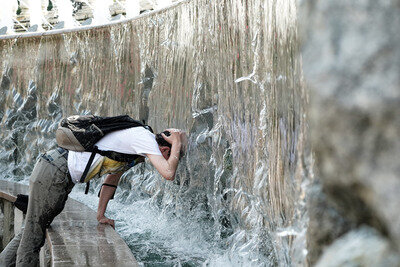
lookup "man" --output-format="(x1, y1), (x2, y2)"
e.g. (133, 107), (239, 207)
(0, 126), (185, 267)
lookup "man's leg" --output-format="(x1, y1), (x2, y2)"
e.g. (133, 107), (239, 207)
(0, 231), (22, 267)
(16, 151), (73, 267)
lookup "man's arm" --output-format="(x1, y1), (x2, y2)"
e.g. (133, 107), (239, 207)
(97, 172), (123, 228)
(146, 130), (183, 181)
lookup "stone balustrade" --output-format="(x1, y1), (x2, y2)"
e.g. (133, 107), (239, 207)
(0, 180), (138, 266)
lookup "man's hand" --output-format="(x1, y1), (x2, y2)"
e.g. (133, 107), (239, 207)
(97, 215), (115, 229)
(97, 173), (121, 230)
(161, 128), (184, 147)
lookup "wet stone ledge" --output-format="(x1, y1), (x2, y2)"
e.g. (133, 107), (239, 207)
(0, 180), (138, 266)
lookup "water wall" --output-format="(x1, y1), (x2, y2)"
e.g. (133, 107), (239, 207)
(0, 0), (308, 265)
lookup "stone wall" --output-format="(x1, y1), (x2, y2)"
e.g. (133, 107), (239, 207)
(300, 0), (400, 265)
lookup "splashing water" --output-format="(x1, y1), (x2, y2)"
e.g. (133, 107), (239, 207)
(55, 0), (77, 28)
(125, 0), (141, 18)
(0, 0), (18, 34)
(27, 0), (44, 31)
(156, 0), (173, 9)
(92, 0), (113, 25)
(70, 182), (224, 266)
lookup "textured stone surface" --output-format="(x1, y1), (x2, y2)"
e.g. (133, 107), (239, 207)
(300, 0), (400, 264)
(306, 181), (354, 264)
(316, 227), (400, 267)
(48, 223), (138, 266)
(0, 200), (15, 250)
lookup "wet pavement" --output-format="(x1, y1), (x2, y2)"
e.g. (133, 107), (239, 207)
(0, 180), (138, 266)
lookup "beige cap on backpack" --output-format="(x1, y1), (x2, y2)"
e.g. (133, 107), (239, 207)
(56, 127), (85, 151)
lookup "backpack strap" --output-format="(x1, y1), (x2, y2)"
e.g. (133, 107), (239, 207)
(80, 146), (144, 194)
(85, 181), (90, 194)
(80, 146), (99, 187)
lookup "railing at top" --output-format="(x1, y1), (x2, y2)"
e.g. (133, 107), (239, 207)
(0, 1), (185, 41)
(0, 0), (179, 37)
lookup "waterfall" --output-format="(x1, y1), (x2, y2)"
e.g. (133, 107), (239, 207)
(0, 0), (309, 265)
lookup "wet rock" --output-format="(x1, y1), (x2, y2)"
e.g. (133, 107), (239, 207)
(111, 14), (122, 21)
(27, 25), (38, 32)
(0, 69), (11, 91)
(186, 111), (214, 189)
(81, 18), (92, 26)
(139, 66), (154, 124)
(300, 0), (400, 263)
(0, 71), (11, 121)
(316, 227), (400, 267)
(306, 181), (354, 265)
(0, 27), (7, 35)
(47, 87), (62, 119)
(53, 21), (65, 30)
(17, 81), (37, 120)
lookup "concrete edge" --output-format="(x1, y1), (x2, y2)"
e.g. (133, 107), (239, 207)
(0, 191), (17, 203)
(0, 180), (138, 266)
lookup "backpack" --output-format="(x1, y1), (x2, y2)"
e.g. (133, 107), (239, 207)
(56, 115), (153, 193)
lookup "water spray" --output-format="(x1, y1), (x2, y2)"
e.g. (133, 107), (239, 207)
(0, 0), (18, 34)
(54, 0), (79, 28)
(92, 0), (113, 25)
(156, 0), (172, 9)
(125, 0), (140, 18)
(26, 0), (44, 31)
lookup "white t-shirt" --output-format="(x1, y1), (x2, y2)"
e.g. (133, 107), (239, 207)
(68, 127), (162, 183)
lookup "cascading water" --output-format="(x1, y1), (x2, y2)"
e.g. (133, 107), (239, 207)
(0, 0), (309, 265)
(54, 0), (77, 28)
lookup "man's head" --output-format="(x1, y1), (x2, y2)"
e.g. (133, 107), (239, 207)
(155, 131), (172, 160)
